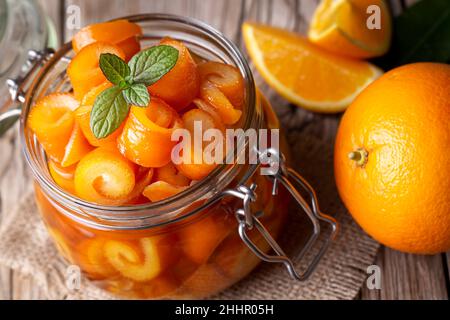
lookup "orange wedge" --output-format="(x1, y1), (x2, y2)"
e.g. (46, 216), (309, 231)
(309, 0), (392, 59)
(242, 22), (382, 113)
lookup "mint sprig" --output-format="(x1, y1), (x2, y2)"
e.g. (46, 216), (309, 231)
(90, 45), (179, 139)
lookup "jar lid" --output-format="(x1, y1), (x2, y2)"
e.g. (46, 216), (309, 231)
(0, 0), (57, 136)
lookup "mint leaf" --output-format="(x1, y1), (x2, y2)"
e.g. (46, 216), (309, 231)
(123, 84), (150, 107)
(99, 53), (131, 85)
(128, 45), (178, 86)
(90, 86), (129, 139)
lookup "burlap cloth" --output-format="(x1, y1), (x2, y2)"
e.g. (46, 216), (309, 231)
(0, 131), (379, 300)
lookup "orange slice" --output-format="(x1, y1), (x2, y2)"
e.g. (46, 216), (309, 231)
(308, 0), (392, 59)
(242, 22), (382, 112)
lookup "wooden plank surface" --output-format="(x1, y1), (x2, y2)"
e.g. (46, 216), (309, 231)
(0, 0), (448, 300)
(360, 248), (449, 299)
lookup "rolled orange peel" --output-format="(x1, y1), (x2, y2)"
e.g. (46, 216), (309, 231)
(48, 160), (76, 193)
(155, 162), (190, 187)
(148, 38), (200, 110)
(28, 93), (79, 163)
(118, 98), (183, 168)
(72, 19), (142, 54)
(67, 42), (125, 100)
(198, 61), (245, 108)
(142, 181), (188, 202)
(199, 80), (242, 125)
(74, 147), (136, 205)
(61, 123), (94, 167)
(179, 215), (231, 265)
(104, 237), (171, 282)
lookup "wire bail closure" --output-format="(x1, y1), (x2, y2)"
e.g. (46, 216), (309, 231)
(221, 148), (338, 281)
(7, 48), (55, 103)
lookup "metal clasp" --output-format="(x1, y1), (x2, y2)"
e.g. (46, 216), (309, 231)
(0, 48), (55, 136)
(221, 149), (338, 281)
(7, 48), (55, 102)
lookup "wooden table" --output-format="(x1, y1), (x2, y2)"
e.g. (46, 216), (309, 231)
(0, 0), (448, 300)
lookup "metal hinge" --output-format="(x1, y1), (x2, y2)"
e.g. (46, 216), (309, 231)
(221, 148), (338, 281)
(0, 48), (55, 136)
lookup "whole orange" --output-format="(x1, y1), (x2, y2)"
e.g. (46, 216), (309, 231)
(334, 63), (450, 254)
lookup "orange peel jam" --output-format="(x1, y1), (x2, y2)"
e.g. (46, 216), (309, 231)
(28, 19), (288, 299)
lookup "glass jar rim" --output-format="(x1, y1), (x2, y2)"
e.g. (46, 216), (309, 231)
(20, 13), (263, 230)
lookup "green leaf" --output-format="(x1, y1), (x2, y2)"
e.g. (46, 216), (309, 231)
(128, 45), (179, 86)
(99, 53), (131, 85)
(90, 86), (129, 139)
(123, 84), (150, 107)
(375, 0), (450, 68)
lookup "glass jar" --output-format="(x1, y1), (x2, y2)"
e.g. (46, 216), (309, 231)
(0, 0), (57, 135)
(12, 14), (337, 299)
